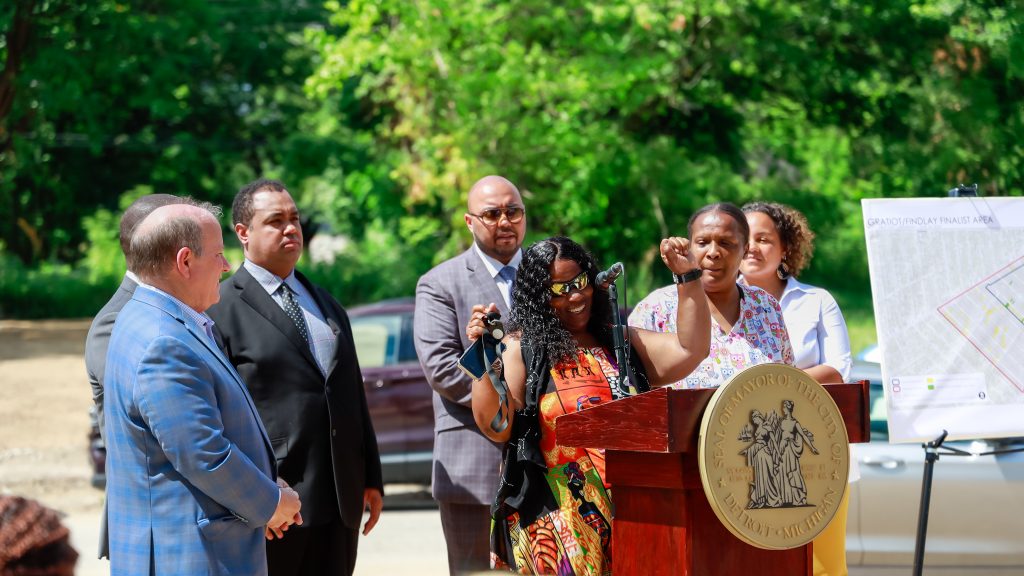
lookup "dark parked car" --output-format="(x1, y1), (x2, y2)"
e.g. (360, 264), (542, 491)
(90, 297), (436, 489)
(348, 298), (434, 485)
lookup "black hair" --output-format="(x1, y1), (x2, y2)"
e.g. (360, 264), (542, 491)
(233, 178), (288, 227)
(687, 202), (750, 252)
(506, 236), (614, 365)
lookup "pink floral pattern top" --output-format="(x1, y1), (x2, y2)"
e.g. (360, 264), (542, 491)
(628, 283), (795, 389)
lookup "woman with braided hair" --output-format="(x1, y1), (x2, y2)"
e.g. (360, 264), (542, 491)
(0, 495), (78, 576)
(467, 236), (710, 574)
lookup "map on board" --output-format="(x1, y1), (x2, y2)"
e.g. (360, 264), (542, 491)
(862, 197), (1024, 443)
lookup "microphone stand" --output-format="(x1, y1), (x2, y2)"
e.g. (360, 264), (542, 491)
(606, 281), (638, 399)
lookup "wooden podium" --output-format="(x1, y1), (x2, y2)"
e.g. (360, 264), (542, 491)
(556, 382), (869, 576)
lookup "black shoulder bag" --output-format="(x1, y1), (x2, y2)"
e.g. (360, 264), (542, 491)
(490, 341), (556, 524)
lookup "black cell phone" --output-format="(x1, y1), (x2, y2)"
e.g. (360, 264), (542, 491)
(458, 338), (489, 380)
(457, 312), (504, 380)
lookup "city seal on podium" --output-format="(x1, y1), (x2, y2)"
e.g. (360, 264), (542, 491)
(697, 363), (849, 550)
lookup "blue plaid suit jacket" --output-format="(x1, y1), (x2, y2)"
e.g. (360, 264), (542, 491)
(104, 287), (280, 575)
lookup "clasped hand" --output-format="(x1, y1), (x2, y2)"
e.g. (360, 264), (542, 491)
(266, 477), (303, 540)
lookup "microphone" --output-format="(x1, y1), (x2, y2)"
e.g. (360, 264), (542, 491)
(595, 262), (624, 290)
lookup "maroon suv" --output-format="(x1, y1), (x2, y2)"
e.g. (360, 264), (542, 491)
(348, 297), (434, 484)
(90, 297), (435, 488)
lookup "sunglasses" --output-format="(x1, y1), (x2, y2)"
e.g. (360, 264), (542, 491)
(549, 271), (589, 296)
(468, 206), (526, 226)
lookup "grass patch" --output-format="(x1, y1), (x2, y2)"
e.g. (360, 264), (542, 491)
(831, 288), (877, 355)
(0, 257), (118, 319)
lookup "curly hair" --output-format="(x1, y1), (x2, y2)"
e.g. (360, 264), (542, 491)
(506, 237), (614, 365)
(742, 201), (815, 277)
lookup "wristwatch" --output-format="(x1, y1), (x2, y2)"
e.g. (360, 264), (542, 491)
(672, 269), (703, 284)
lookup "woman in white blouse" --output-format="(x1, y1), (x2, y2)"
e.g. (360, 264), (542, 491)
(740, 201), (853, 576)
(739, 202), (851, 383)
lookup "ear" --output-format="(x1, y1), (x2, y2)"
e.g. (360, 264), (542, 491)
(464, 213), (474, 233)
(235, 222), (249, 250)
(174, 247), (193, 279)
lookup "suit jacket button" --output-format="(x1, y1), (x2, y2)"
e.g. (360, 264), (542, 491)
(332, 429), (337, 437)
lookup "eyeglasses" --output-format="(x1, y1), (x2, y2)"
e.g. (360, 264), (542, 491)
(549, 271), (589, 296)
(468, 206), (526, 226)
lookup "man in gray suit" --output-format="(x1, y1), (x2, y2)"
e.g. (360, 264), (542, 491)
(84, 193), (184, 559)
(413, 175), (526, 574)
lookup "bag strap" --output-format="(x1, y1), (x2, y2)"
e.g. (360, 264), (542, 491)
(482, 336), (510, 434)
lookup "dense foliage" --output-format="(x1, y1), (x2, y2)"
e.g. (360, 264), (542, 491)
(2, 0), (1022, 320)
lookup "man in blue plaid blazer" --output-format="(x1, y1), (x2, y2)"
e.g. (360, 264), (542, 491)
(104, 202), (301, 575)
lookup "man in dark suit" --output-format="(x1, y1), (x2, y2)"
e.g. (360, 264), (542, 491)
(207, 178), (383, 576)
(83, 192), (184, 560)
(413, 175), (527, 574)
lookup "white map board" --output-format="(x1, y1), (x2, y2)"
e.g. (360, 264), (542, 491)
(862, 197), (1024, 443)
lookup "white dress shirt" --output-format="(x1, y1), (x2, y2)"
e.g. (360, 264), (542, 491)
(778, 277), (852, 381)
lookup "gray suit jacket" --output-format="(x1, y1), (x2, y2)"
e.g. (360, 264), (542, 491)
(84, 274), (137, 560)
(413, 247), (510, 504)
(85, 275), (138, 437)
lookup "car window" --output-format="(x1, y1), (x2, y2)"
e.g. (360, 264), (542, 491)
(398, 313), (418, 363)
(351, 313), (404, 368)
(869, 383), (889, 442)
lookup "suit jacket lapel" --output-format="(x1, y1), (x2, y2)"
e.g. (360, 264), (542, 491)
(464, 248), (511, 317)
(234, 267), (321, 372)
(134, 288), (275, 452)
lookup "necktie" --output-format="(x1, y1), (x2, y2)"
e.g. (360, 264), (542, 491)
(498, 265), (517, 288)
(278, 283), (309, 343)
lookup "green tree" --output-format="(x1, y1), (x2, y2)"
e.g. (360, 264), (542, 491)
(0, 0), (325, 265)
(308, 0), (1023, 297)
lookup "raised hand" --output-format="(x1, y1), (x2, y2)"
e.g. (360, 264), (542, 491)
(660, 237), (700, 275)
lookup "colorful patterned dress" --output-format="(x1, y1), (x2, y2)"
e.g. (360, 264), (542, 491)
(494, 347), (618, 575)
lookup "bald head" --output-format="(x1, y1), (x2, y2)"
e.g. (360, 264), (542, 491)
(119, 194), (186, 257)
(464, 175), (526, 264)
(467, 175), (520, 210)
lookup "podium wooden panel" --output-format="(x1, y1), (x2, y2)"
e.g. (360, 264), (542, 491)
(557, 382), (869, 576)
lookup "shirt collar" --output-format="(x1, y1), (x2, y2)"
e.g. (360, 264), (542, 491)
(125, 270), (140, 284)
(472, 243), (522, 279)
(244, 259), (300, 296)
(135, 282), (216, 335)
(780, 276), (810, 301)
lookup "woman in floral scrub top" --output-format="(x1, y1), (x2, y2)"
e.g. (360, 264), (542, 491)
(467, 236), (711, 574)
(629, 202), (794, 388)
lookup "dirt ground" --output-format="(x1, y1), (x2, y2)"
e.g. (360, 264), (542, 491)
(0, 319), (102, 516)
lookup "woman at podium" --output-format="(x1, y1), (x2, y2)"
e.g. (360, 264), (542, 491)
(629, 202), (795, 388)
(739, 201), (854, 576)
(466, 236), (710, 574)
